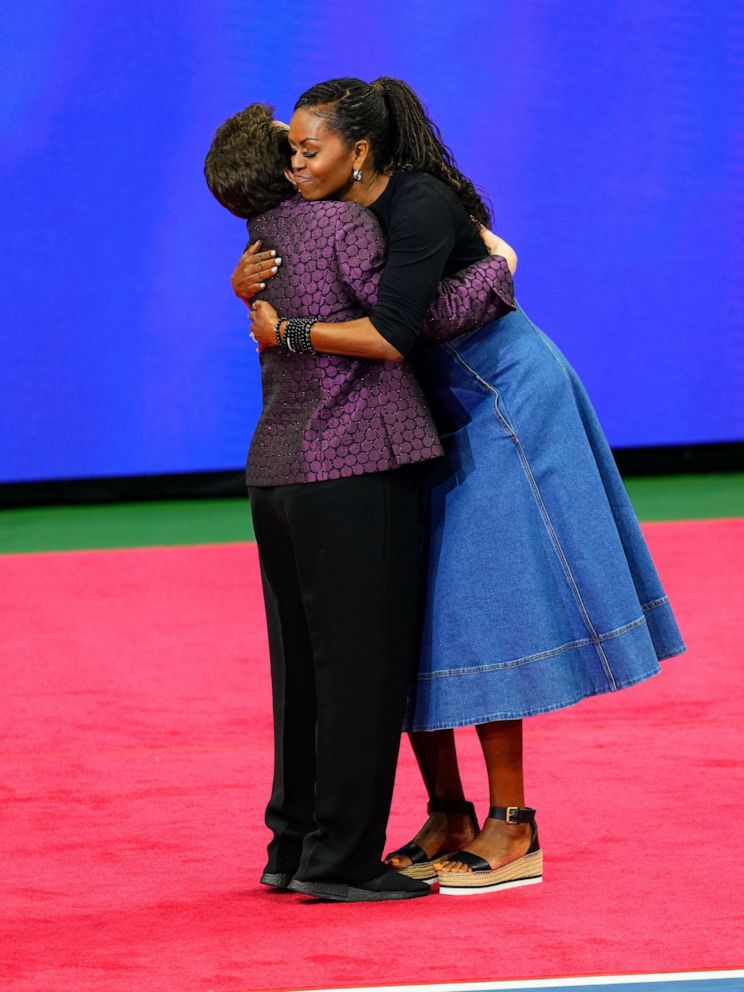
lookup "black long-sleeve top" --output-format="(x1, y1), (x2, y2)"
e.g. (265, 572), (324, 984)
(368, 170), (490, 356)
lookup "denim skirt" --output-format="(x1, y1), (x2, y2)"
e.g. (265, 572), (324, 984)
(406, 306), (686, 732)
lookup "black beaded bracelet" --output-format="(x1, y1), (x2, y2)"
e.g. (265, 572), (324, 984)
(286, 318), (301, 353)
(274, 318), (284, 349)
(284, 317), (317, 355)
(299, 318), (316, 354)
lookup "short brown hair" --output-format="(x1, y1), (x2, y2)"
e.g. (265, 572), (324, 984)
(204, 103), (294, 219)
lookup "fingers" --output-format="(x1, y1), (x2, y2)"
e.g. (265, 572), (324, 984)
(235, 251), (282, 283)
(244, 240), (262, 255)
(241, 248), (278, 267)
(233, 282), (263, 302)
(255, 258), (282, 281)
(231, 248), (282, 300)
(250, 299), (275, 320)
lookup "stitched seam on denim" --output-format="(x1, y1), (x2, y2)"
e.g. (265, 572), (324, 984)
(507, 434), (619, 690)
(517, 444), (617, 687)
(445, 346), (517, 436)
(520, 308), (652, 687)
(642, 596), (670, 612)
(419, 616), (648, 678)
(492, 393), (517, 436)
(519, 442), (616, 685)
(657, 644), (686, 660)
(445, 344), (499, 397)
(407, 667), (665, 730)
(598, 616), (649, 641)
(446, 326), (617, 687)
(441, 362), (618, 689)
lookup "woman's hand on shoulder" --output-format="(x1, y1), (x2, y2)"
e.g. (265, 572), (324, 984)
(478, 226), (518, 274)
(250, 299), (280, 351)
(231, 240), (282, 303)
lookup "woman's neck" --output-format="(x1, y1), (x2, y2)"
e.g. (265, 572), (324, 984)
(341, 171), (392, 208)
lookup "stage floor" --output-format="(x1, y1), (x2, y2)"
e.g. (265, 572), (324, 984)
(303, 979), (744, 992)
(1, 477), (742, 992)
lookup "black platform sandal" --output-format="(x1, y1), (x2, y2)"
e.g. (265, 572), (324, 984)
(385, 798), (480, 882)
(436, 805), (543, 895)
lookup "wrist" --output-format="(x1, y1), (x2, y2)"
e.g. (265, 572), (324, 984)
(281, 317), (317, 355)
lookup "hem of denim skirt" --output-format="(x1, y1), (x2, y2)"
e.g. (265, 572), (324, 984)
(404, 644), (686, 732)
(416, 604), (683, 680)
(404, 669), (655, 732)
(656, 643), (686, 662)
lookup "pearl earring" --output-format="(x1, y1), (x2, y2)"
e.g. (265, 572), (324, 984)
(352, 168), (363, 182)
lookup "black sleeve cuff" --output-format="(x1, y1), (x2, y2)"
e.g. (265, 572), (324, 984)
(368, 311), (419, 358)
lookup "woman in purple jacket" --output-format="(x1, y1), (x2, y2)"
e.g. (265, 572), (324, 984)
(205, 104), (514, 903)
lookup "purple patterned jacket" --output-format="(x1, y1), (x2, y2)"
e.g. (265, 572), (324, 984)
(246, 195), (515, 487)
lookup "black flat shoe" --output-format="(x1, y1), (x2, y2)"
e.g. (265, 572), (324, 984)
(385, 798), (480, 881)
(260, 870), (294, 890)
(288, 868), (434, 903)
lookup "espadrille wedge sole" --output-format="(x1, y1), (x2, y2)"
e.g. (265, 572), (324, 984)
(386, 798), (480, 882)
(396, 860), (441, 882)
(438, 849), (543, 895)
(436, 804), (543, 896)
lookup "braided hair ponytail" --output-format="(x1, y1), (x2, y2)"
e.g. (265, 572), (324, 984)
(294, 77), (491, 227)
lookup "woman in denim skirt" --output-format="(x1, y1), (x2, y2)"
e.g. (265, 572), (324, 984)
(392, 303), (686, 894)
(244, 76), (686, 896)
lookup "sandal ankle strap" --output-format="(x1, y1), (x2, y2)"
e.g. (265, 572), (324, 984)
(488, 805), (536, 825)
(427, 798), (477, 818)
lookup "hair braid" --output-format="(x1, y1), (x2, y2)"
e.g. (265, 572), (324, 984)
(294, 77), (492, 227)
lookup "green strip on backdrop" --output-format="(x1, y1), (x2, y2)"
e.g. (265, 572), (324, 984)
(0, 499), (254, 554)
(1, 474), (742, 555)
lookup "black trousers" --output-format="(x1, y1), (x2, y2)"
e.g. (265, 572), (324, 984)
(249, 466), (424, 884)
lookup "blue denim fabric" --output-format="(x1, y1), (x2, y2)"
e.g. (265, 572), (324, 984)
(407, 306), (686, 731)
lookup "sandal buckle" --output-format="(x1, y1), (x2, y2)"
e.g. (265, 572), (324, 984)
(505, 806), (520, 823)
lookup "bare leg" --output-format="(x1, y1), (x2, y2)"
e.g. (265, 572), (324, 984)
(386, 730), (477, 868)
(409, 729), (465, 801)
(435, 720), (532, 873)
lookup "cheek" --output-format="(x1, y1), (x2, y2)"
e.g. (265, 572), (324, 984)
(312, 156), (347, 187)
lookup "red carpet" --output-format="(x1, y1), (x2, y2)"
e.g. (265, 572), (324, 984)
(1, 520), (743, 991)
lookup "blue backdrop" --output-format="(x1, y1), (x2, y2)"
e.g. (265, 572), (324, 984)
(2, 1), (742, 482)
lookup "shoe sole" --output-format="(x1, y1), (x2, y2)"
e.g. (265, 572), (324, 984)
(394, 848), (463, 882)
(438, 849), (543, 895)
(439, 874), (542, 895)
(288, 879), (434, 903)
(260, 871), (293, 889)
(396, 863), (439, 881)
